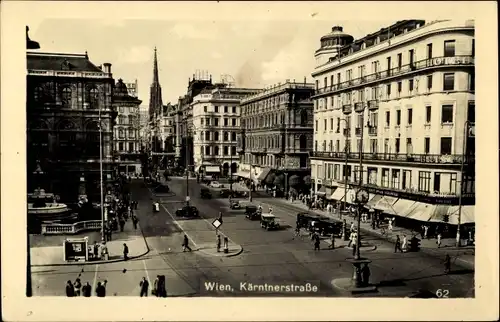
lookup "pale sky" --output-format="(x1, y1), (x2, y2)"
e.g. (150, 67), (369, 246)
(30, 19), (398, 106)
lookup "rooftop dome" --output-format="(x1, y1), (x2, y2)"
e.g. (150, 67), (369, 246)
(319, 26), (354, 50)
(114, 78), (128, 96)
(321, 26), (353, 41)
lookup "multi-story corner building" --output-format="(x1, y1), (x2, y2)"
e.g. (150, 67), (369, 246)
(26, 51), (116, 202)
(159, 103), (177, 167)
(124, 79), (138, 98)
(237, 80), (315, 186)
(113, 79), (142, 175)
(175, 74), (216, 169)
(191, 86), (260, 177)
(310, 20), (475, 226)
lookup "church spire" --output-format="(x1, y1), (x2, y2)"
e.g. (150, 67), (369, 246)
(149, 47), (163, 123)
(153, 46), (159, 84)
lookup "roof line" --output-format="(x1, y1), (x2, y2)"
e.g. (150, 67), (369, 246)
(27, 52), (88, 58)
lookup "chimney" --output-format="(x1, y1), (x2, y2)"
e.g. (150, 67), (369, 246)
(103, 63), (112, 74)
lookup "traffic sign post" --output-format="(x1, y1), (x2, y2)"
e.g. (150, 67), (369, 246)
(212, 218), (222, 236)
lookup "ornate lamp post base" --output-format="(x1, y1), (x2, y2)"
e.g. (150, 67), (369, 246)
(331, 258), (377, 294)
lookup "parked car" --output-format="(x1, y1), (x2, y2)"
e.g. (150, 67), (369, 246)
(200, 188), (212, 199)
(260, 213), (280, 230)
(309, 218), (343, 236)
(229, 200), (241, 209)
(175, 205), (199, 218)
(296, 213), (323, 229)
(209, 181), (222, 188)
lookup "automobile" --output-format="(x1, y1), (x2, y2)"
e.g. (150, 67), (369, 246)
(296, 213), (323, 229)
(200, 188), (212, 199)
(175, 205), (199, 218)
(219, 189), (232, 198)
(309, 218), (343, 236)
(153, 184), (170, 193)
(245, 205), (261, 220)
(229, 200), (241, 209)
(209, 181), (222, 188)
(260, 213), (280, 230)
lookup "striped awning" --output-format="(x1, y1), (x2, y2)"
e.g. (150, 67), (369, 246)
(373, 195), (398, 213)
(405, 202), (436, 222)
(428, 205), (451, 223)
(446, 206), (475, 224)
(390, 198), (416, 216)
(365, 194), (383, 208)
(257, 167), (272, 181)
(329, 188), (356, 202)
(316, 185), (326, 195)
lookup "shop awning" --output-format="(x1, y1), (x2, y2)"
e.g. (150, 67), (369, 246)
(446, 205), (475, 224)
(428, 205), (451, 223)
(316, 186), (326, 196)
(205, 166), (220, 173)
(234, 172), (251, 179)
(391, 199), (416, 216)
(373, 195), (398, 213)
(257, 167), (272, 182)
(365, 194), (383, 208)
(404, 202), (436, 222)
(329, 187), (356, 202)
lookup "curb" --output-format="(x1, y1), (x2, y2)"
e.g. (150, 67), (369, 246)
(31, 223), (151, 268)
(197, 245), (244, 258)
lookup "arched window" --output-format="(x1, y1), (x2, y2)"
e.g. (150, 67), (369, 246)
(214, 131), (219, 141)
(34, 86), (44, 102)
(61, 87), (72, 108)
(205, 132), (210, 140)
(223, 131), (229, 141)
(88, 88), (99, 109)
(205, 146), (210, 155)
(214, 146), (219, 155)
(119, 129), (125, 138)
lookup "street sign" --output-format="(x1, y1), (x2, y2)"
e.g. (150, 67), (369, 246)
(63, 237), (89, 262)
(212, 219), (222, 229)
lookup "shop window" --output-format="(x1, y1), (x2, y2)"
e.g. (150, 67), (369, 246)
(418, 171), (431, 192)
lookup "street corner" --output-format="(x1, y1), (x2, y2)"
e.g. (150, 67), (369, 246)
(196, 242), (244, 258)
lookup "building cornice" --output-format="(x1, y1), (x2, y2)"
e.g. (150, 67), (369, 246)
(27, 69), (112, 79)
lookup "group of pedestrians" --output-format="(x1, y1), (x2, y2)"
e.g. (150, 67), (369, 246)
(65, 279), (107, 297)
(139, 275), (167, 297)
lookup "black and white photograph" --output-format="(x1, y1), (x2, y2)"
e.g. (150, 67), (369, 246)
(1, 1), (498, 321)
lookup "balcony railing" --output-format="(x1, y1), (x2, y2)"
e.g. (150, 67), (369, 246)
(368, 100), (379, 110)
(342, 104), (352, 114)
(355, 127), (362, 136)
(313, 55), (474, 97)
(310, 151), (475, 165)
(354, 102), (364, 112)
(368, 126), (377, 136)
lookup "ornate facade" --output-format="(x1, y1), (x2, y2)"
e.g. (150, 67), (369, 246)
(27, 52), (116, 202)
(113, 79), (142, 175)
(238, 80), (314, 183)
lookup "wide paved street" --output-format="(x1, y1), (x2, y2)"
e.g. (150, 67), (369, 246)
(31, 177), (474, 297)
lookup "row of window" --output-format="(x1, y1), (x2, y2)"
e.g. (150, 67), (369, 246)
(117, 142), (137, 152)
(33, 86), (101, 108)
(117, 115), (137, 125)
(315, 136), (460, 155)
(315, 72), (475, 111)
(201, 145), (237, 156)
(118, 106), (139, 114)
(241, 93), (291, 115)
(200, 131), (237, 142)
(201, 117), (238, 127)
(116, 128), (136, 139)
(243, 110), (309, 129)
(203, 105), (238, 114)
(316, 39), (474, 89)
(315, 101), (475, 132)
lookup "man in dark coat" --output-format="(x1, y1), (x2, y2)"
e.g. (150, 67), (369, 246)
(139, 277), (149, 297)
(95, 280), (107, 297)
(132, 215), (139, 230)
(361, 263), (371, 286)
(123, 243), (129, 260)
(66, 280), (75, 297)
(394, 235), (403, 253)
(82, 282), (91, 297)
(182, 234), (192, 252)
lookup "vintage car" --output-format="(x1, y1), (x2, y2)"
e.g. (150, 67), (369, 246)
(209, 181), (222, 188)
(260, 213), (280, 230)
(308, 218), (343, 236)
(229, 200), (241, 209)
(175, 205), (199, 218)
(200, 188), (212, 199)
(245, 205), (261, 220)
(296, 213), (324, 229)
(153, 184), (170, 193)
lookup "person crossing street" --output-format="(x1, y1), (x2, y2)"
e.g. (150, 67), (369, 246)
(182, 234), (192, 252)
(123, 243), (129, 260)
(139, 277), (149, 297)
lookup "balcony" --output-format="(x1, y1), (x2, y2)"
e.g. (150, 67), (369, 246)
(312, 55), (474, 98)
(368, 126), (378, 136)
(355, 127), (362, 136)
(310, 151), (475, 165)
(354, 102), (364, 112)
(342, 104), (352, 114)
(343, 128), (351, 136)
(368, 100), (379, 110)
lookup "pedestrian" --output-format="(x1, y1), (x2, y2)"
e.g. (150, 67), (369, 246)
(361, 263), (371, 286)
(314, 234), (320, 251)
(74, 278), (82, 296)
(388, 218), (393, 232)
(82, 282), (91, 297)
(330, 233), (335, 249)
(66, 280), (75, 297)
(107, 226), (112, 241)
(123, 243), (129, 260)
(347, 231), (354, 248)
(352, 242), (357, 257)
(95, 280), (107, 297)
(394, 235), (403, 253)
(119, 218), (125, 232)
(294, 225), (300, 239)
(371, 219), (376, 230)
(139, 277), (149, 297)
(93, 242), (100, 260)
(444, 254), (451, 274)
(153, 275), (160, 297)
(269, 206), (273, 214)
(182, 234), (192, 252)
(350, 222), (355, 233)
(437, 232), (442, 248)
(402, 235), (407, 253)
(132, 216), (138, 230)
(216, 234), (221, 252)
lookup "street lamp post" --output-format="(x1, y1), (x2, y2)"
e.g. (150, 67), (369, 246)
(456, 120), (473, 247)
(339, 118), (349, 218)
(98, 108), (105, 242)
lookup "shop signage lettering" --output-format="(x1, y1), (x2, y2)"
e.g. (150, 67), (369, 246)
(363, 186), (474, 205)
(430, 56), (471, 67)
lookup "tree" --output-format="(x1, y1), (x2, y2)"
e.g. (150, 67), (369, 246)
(273, 174), (284, 189)
(303, 175), (312, 187)
(288, 175), (301, 189)
(265, 173), (276, 186)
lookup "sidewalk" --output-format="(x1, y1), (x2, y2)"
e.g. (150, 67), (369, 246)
(30, 221), (150, 267)
(256, 197), (475, 269)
